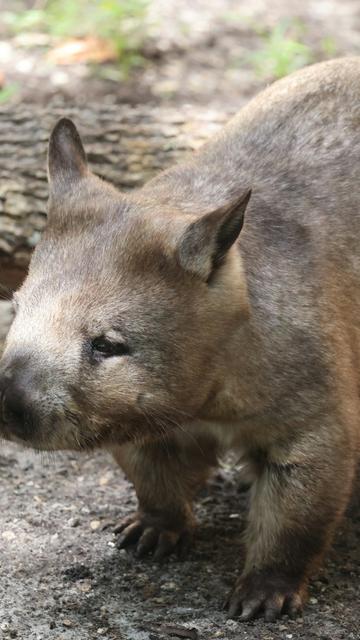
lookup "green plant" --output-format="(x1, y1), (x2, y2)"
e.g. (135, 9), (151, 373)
(249, 21), (313, 80)
(4, 0), (149, 71)
(320, 36), (337, 57)
(0, 84), (19, 104)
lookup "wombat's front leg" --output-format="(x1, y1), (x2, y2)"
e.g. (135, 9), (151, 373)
(227, 429), (356, 621)
(112, 435), (218, 559)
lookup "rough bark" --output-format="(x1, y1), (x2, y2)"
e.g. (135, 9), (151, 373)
(0, 104), (230, 293)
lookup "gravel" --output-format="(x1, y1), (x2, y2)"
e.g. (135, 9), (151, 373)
(0, 442), (359, 640)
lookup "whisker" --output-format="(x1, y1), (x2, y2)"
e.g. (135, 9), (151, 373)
(136, 403), (207, 458)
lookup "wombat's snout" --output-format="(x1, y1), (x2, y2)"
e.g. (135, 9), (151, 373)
(0, 361), (39, 442)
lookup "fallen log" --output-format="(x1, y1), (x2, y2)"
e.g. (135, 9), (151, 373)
(0, 104), (231, 292)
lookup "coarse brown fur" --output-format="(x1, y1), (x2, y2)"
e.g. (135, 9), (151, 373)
(1, 58), (360, 621)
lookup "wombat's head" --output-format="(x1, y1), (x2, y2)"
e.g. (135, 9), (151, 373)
(0, 119), (250, 450)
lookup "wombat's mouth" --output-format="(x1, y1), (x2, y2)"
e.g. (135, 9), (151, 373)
(0, 424), (107, 452)
(0, 400), (193, 452)
(0, 409), (101, 452)
(0, 407), (139, 451)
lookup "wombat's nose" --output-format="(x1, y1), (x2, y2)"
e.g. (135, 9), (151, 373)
(3, 383), (27, 424)
(0, 371), (36, 441)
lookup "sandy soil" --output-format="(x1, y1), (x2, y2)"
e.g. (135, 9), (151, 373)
(1, 441), (359, 640)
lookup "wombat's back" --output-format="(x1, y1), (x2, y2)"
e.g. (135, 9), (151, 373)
(190, 58), (360, 398)
(211, 57), (360, 234)
(150, 58), (360, 256)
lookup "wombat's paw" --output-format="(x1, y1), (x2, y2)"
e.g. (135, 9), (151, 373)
(114, 512), (193, 560)
(226, 571), (305, 622)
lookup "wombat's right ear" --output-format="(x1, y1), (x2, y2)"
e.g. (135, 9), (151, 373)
(47, 118), (88, 189)
(177, 189), (251, 281)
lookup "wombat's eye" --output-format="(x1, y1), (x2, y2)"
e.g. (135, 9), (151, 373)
(91, 337), (130, 359)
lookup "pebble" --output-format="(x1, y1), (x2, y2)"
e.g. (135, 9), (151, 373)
(161, 581), (177, 590)
(77, 580), (92, 593)
(99, 472), (112, 486)
(90, 519), (101, 530)
(0, 631), (15, 640)
(68, 517), (80, 528)
(2, 530), (16, 541)
(62, 619), (73, 627)
(310, 597), (318, 604)
(225, 619), (238, 628)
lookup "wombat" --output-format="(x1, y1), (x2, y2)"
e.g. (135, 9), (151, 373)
(1, 57), (360, 621)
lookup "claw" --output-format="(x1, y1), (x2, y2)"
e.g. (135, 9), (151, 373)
(284, 593), (303, 619)
(116, 521), (143, 548)
(136, 527), (159, 557)
(176, 530), (192, 560)
(227, 591), (243, 619)
(154, 531), (179, 561)
(239, 600), (262, 621)
(113, 511), (193, 561)
(114, 515), (136, 535)
(264, 595), (285, 622)
(226, 571), (306, 621)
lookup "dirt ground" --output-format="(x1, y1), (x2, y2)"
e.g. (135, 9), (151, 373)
(1, 0), (360, 638)
(0, 441), (359, 640)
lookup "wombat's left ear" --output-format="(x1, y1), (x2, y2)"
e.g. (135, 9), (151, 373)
(177, 189), (251, 281)
(48, 118), (88, 188)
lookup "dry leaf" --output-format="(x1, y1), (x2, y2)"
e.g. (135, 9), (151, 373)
(47, 37), (117, 65)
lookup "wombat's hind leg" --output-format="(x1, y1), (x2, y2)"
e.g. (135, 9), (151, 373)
(227, 428), (356, 621)
(111, 435), (218, 560)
